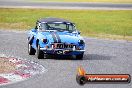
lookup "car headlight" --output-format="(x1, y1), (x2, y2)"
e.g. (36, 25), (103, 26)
(78, 39), (85, 45)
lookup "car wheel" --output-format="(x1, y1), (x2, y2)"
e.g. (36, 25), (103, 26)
(76, 53), (84, 60)
(28, 43), (35, 55)
(37, 45), (44, 59)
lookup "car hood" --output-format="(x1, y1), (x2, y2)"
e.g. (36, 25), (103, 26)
(39, 31), (80, 44)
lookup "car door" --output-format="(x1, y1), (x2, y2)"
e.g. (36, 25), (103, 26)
(32, 22), (42, 49)
(30, 28), (37, 49)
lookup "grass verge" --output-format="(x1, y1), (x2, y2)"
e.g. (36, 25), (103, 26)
(0, 8), (132, 40)
(30, 0), (132, 3)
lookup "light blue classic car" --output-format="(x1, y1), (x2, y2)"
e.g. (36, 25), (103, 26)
(28, 17), (85, 59)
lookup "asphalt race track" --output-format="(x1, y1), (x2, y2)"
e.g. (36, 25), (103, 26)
(0, 0), (132, 10)
(0, 30), (132, 88)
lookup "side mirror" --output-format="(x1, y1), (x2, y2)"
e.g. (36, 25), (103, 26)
(35, 26), (38, 29)
(31, 29), (37, 32)
(78, 31), (81, 34)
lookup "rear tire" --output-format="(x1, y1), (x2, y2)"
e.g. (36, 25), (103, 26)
(37, 45), (44, 59)
(28, 43), (35, 55)
(76, 53), (84, 60)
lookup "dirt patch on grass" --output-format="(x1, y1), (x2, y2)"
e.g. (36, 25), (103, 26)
(0, 22), (31, 30)
(85, 33), (132, 41)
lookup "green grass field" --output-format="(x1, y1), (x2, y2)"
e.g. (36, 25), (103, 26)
(0, 8), (132, 40)
(31, 0), (132, 3)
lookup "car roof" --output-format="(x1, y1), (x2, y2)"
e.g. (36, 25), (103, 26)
(37, 17), (72, 23)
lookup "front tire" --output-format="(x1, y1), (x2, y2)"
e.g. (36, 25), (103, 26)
(37, 45), (44, 59)
(28, 43), (35, 55)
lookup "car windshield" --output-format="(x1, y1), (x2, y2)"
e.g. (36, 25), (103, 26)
(40, 22), (76, 32)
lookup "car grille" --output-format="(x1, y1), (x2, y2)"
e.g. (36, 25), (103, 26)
(51, 43), (76, 49)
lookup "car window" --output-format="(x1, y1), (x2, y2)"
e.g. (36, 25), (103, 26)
(48, 23), (66, 30)
(40, 23), (47, 30)
(68, 24), (76, 31)
(40, 23), (76, 32)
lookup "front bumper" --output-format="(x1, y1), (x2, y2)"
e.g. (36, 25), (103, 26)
(40, 48), (85, 55)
